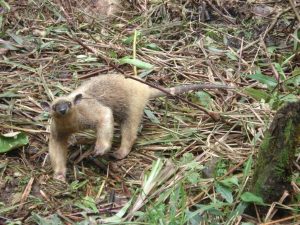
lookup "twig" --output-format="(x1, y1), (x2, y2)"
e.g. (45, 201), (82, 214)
(265, 190), (289, 222)
(237, 37), (244, 76)
(238, 5), (300, 54)
(260, 214), (300, 225)
(78, 68), (110, 80)
(66, 33), (125, 74)
(57, 1), (76, 29)
(188, 158), (248, 207)
(205, 0), (236, 24)
(288, 0), (300, 25)
(133, 30), (138, 76)
(260, 39), (280, 81)
(17, 177), (34, 213)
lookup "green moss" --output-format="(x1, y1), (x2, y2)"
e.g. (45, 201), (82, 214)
(250, 101), (300, 204)
(283, 119), (293, 144)
(259, 132), (271, 153)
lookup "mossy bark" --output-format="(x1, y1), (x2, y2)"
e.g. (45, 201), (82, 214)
(251, 101), (300, 206)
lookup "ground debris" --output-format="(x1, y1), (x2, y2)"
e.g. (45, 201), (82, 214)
(0, 0), (299, 224)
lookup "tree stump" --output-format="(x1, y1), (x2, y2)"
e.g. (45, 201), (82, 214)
(250, 101), (300, 210)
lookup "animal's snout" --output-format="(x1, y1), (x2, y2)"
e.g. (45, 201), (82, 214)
(59, 108), (67, 115)
(57, 105), (68, 115)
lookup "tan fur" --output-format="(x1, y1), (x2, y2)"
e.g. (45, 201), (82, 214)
(48, 95), (114, 181)
(47, 74), (230, 180)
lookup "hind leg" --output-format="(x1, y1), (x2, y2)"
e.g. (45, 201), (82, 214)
(112, 111), (143, 159)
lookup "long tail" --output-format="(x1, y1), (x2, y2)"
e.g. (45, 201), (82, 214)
(150, 83), (233, 98)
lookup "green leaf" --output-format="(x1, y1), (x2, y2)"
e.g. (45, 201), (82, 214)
(122, 31), (141, 45)
(0, 40), (18, 50)
(119, 57), (154, 69)
(139, 69), (154, 78)
(145, 43), (160, 51)
(76, 54), (98, 63)
(267, 46), (276, 54)
(219, 176), (239, 188)
(0, 91), (21, 98)
(216, 183), (233, 203)
(279, 93), (298, 103)
(75, 196), (98, 213)
(109, 50), (118, 59)
(1, 58), (37, 73)
(285, 67), (300, 86)
(0, 15), (2, 30)
(282, 54), (296, 66)
(246, 73), (277, 88)
(243, 87), (270, 101)
(0, 132), (29, 153)
(187, 171), (201, 184)
(228, 202), (248, 221)
(102, 199), (133, 223)
(273, 63), (286, 79)
(207, 46), (225, 53)
(0, 0), (10, 11)
(225, 52), (238, 61)
(291, 67), (300, 79)
(293, 28), (300, 52)
(240, 192), (264, 204)
(144, 109), (160, 124)
(47, 25), (69, 35)
(8, 33), (24, 45)
(40, 41), (55, 51)
(186, 209), (202, 225)
(31, 213), (64, 225)
(70, 180), (88, 191)
(193, 91), (213, 109)
(243, 155), (253, 178)
(179, 153), (194, 165)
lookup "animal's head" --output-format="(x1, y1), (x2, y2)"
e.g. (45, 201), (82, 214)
(41, 94), (83, 118)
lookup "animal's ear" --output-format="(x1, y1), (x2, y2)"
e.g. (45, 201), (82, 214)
(74, 94), (83, 105)
(40, 101), (51, 112)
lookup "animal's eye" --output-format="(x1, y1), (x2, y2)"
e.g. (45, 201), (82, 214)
(68, 102), (72, 106)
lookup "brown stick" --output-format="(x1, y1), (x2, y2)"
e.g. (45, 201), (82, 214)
(17, 177), (34, 213)
(238, 5), (300, 54)
(260, 214), (300, 225)
(288, 0), (300, 24)
(260, 39), (280, 81)
(66, 34), (125, 74)
(205, 0), (236, 24)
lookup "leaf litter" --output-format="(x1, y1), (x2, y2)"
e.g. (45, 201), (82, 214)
(0, 0), (300, 224)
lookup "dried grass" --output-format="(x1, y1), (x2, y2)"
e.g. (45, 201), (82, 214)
(0, 0), (299, 223)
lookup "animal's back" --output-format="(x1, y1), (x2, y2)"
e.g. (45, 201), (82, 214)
(75, 74), (152, 121)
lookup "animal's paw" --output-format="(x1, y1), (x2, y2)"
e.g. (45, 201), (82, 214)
(94, 143), (110, 156)
(93, 148), (105, 156)
(111, 148), (130, 160)
(54, 172), (66, 182)
(94, 146), (107, 156)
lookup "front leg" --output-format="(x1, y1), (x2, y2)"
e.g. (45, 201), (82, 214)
(49, 134), (69, 181)
(94, 107), (114, 156)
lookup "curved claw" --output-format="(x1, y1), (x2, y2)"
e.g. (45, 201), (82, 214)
(54, 173), (66, 182)
(93, 147), (106, 156)
(111, 148), (130, 160)
(94, 142), (111, 156)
